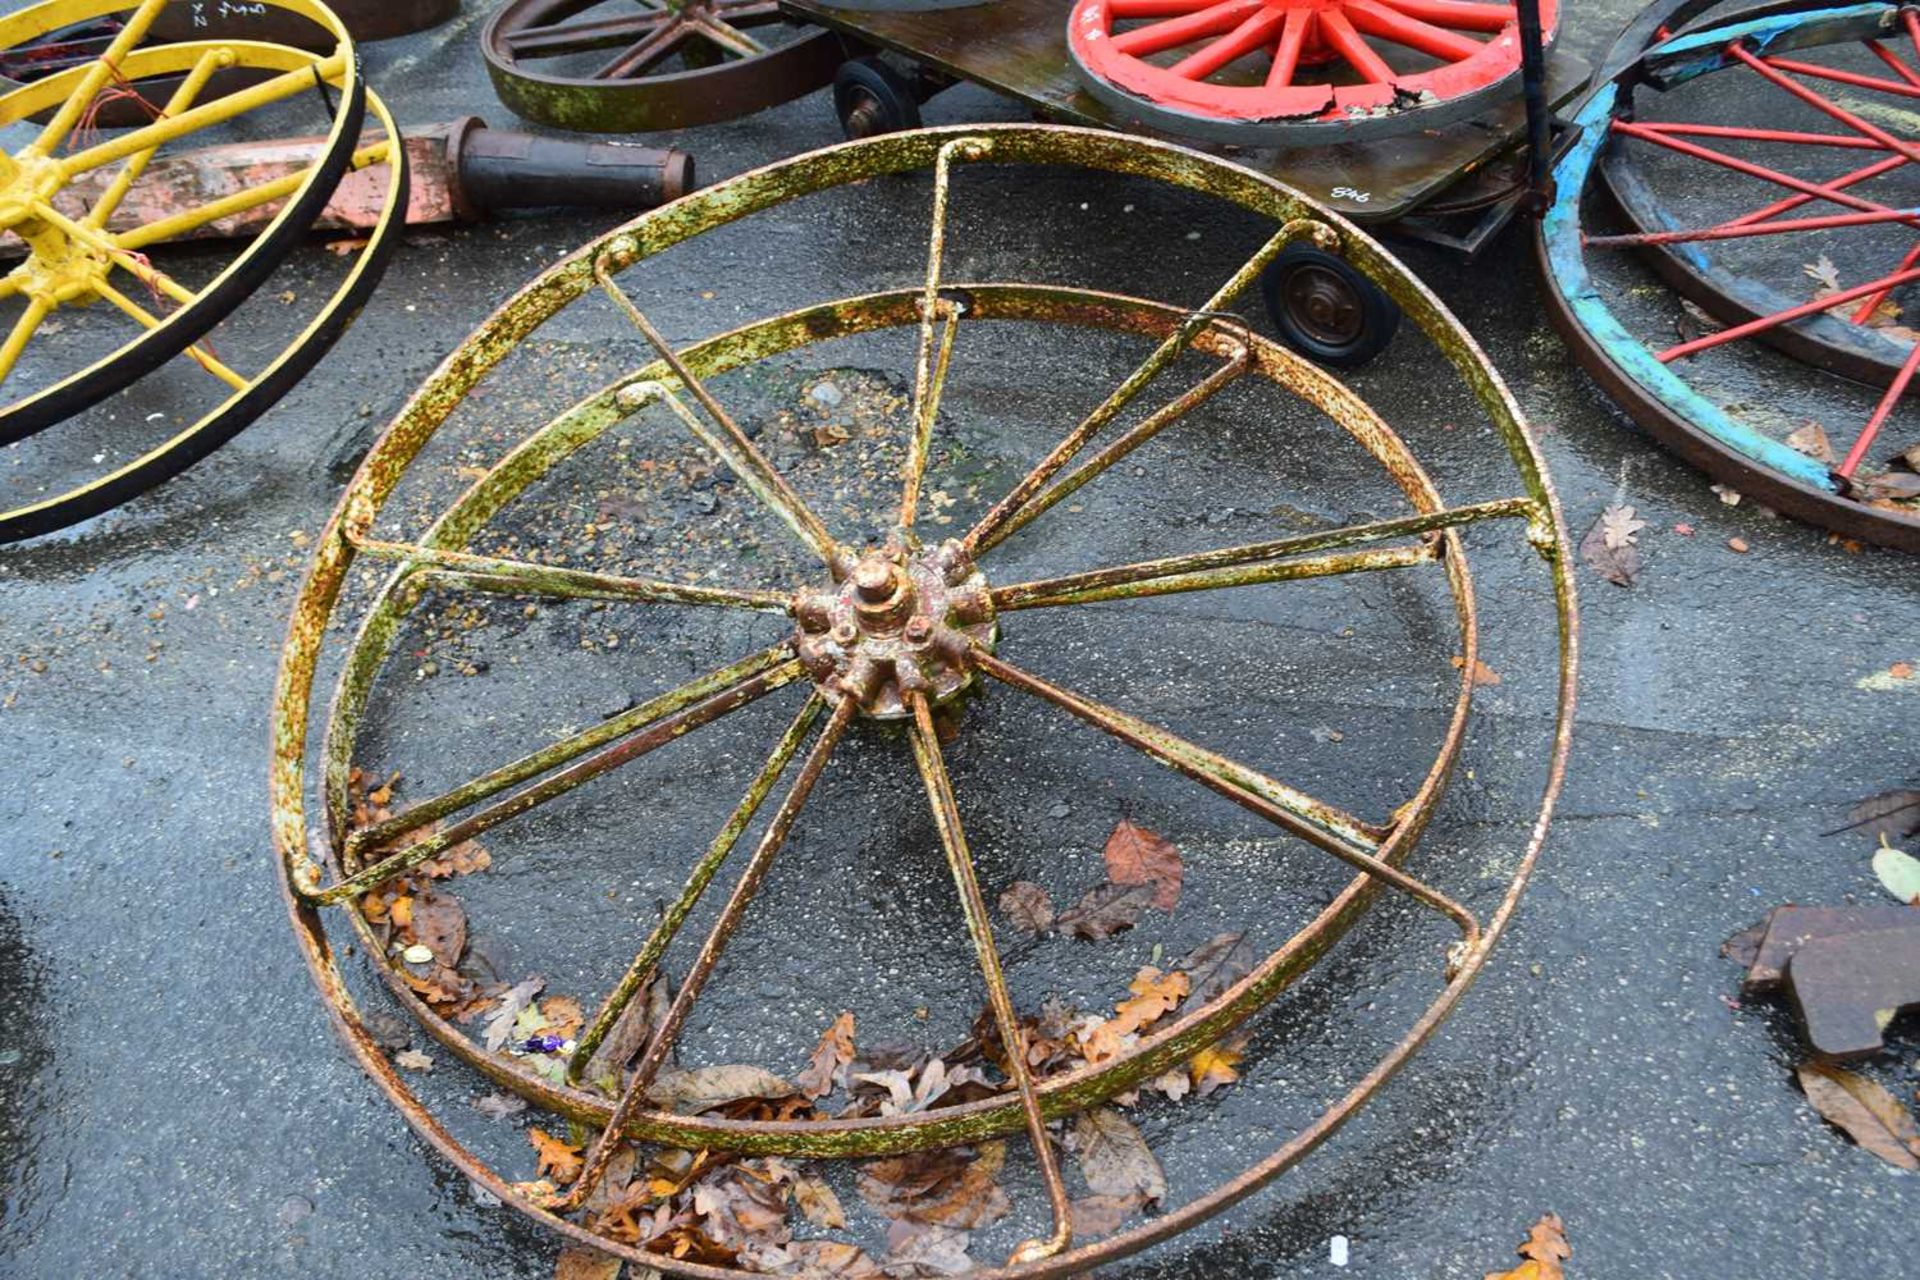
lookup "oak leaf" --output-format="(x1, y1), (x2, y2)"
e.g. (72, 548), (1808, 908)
(997, 881), (1055, 935)
(541, 996), (585, 1039)
(1798, 1063), (1920, 1170)
(797, 1011), (856, 1099)
(529, 1127), (584, 1184)
(1056, 882), (1155, 941)
(791, 1171), (847, 1229)
(484, 977), (545, 1052)
(553, 1246), (623, 1280)
(1102, 820), (1183, 911)
(1485, 1212), (1570, 1280)
(1580, 505), (1644, 587)
(857, 1143), (1011, 1228)
(1176, 931), (1255, 1004)
(1188, 1036), (1245, 1096)
(1450, 654), (1501, 685)
(646, 1064), (800, 1116)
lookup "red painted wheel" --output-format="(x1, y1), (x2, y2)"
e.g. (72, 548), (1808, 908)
(1067, 0), (1558, 143)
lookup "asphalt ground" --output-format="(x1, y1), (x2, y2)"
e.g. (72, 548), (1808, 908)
(1, 2), (1916, 1278)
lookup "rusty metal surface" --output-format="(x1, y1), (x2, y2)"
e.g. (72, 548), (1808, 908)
(1741, 903), (1920, 992)
(268, 122), (1578, 1278)
(1784, 924), (1920, 1060)
(783, 0), (1589, 222)
(483, 0), (845, 133)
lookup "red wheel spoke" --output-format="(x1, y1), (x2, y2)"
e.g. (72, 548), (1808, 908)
(1268, 5), (1314, 86)
(504, 12), (668, 58)
(1761, 54), (1920, 101)
(1372, 0), (1516, 34)
(1721, 154), (1909, 230)
(1344, 0), (1485, 63)
(1657, 264), (1920, 363)
(1584, 203), (1920, 249)
(1613, 119), (1912, 224)
(1171, 6), (1289, 79)
(1865, 38), (1920, 88)
(1850, 241), (1920, 324)
(1109, 0), (1221, 14)
(1838, 336), (1920, 477)
(1111, 0), (1266, 56)
(1730, 44), (1920, 165)
(1637, 121), (1887, 152)
(1319, 8), (1397, 83)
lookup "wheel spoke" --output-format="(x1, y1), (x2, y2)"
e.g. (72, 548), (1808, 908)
(1732, 45), (1920, 164)
(981, 341), (1249, 549)
(1838, 334), (1920, 477)
(964, 219), (1329, 555)
(549, 693), (856, 1212)
(1170, 7), (1289, 80)
(593, 19), (687, 81)
(23, 0), (169, 158)
(1659, 263), (1920, 362)
(1268, 6), (1314, 87)
(1319, 9), (1398, 85)
(906, 691), (1073, 1264)
(566, 691), (827, 1081)
(1761, 53), (1920, 101)
(902, 137), (990, 536)
(0, 297), (52, 386)
(346, 532), (792, 612)
(1372, 0), (1517, 34)
(1344, 0), (1484, 63)
(994, 498), (1533, 611)
(115, 139), (391, 251)
(597, 264), (851, 577)
(1584, 203), (1920, 248)
(86, 47), (228, 231)
(996, 542), (1435, 610)
(92, 279), (247, 390)
(1613, 120), (1911, 224)
(1631, 121), (1886, 152)
(56, 52), (349, 179)
(1867, 37), (1920, 88)
(1719, 153), (1909, 231)
(974, 649), (1481, 943)
(689, 14), (767, 58)
(506, 12), (669, 59)
(322, 649), (805, 902)
(342, 641), (800, 860)
(1111, 0), (1267, 58)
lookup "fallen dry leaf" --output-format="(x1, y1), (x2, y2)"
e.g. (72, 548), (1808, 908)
(1187, 1036), (1245, 1096)
(485, 977), (545, 1052)
(1797, 1063), (1920, 1170)
(1485, 1212), (1571, 1280)
(1069, 1192), (1144, 1240)
(473, 1092), (528, 1121)
(1102, 819), (1183, 911)
(1177, 931), (1255, 1004)
(394, 1048), (433, 1072)
(647, 1064), (799, 1116)
(791, 1171), (847, 1229)
(553, 1245), (623, 1280)
(1727, 536), (1750, 554)
(530, 1127), (584, 1185)
(541, 996), (585, 1040)
(1579, 505), (1643, 587)
(1829, 787), (1920, 843)
(1080, 967), (1191, 1062)
(1786, 422), (1835, 464)
(1451, 655), (1501, 686)
(857, 1143), (1011, 1228)
(409, 891), (467, 965)
(882, 1220), (973, 1276)
(797, 1011), (856, 1099)
(786, 1239), (884, 1277)
(998, 880), (1055, 935)
(1073, 1107), (1166, 1203)
(1056, 882), (1156, 941)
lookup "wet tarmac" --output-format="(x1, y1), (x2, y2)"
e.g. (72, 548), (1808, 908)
(2, 3), (1917, 1278)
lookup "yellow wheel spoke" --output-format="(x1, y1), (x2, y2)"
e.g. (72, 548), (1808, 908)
(117, 139), (390, 251)
(93, 281), (247, 391)
(87, 48), (233, 231)
(56, 52), (348, 179)
(24, 0), (171, 158)
(0, 297), (51, 386)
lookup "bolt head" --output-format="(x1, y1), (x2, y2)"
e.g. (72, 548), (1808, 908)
(904, 617), (933, 644)
(830, 621), (859, 646)
(852, 559), (898, 603)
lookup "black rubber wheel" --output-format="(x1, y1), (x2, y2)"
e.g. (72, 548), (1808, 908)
(833, 57), (921, 139)
(1260, 245), (1401, 370)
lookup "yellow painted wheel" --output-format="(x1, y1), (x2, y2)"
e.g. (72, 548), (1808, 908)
(0, 0), (404, 541)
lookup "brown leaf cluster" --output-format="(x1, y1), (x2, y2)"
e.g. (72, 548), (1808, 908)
(1485, 1212), (1571, 1280)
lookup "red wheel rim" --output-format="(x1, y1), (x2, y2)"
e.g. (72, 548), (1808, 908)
(1068, 0), (1558, 130)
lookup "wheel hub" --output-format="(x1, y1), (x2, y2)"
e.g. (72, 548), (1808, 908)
(1287, 264), (1363, 344)
(792, 539), (996, 719)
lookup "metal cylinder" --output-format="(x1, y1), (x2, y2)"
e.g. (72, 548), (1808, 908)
(457, 129), (695, 214)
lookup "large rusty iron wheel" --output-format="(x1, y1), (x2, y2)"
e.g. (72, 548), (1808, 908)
(1066, 0), (1560, 145)
(1539, 0), (1920, 550)
(0, 0), (407, 541)
(271, 124), (1578, 1275)
(482, 0), (845, 133)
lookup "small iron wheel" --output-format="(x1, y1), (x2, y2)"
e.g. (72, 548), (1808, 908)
(1261, 243), (1402, 368)
(833, 55), (923, 138)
